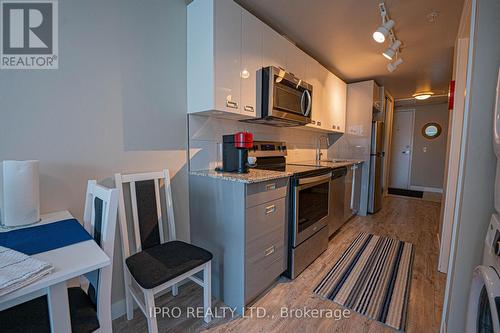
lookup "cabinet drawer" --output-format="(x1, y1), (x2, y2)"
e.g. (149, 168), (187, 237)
(246, 222), (285, 264)
(245, 197), (286, 243)
(244, 199), (286, 303)
(246, 178), (288, 208)
(245, 241), (286, 303)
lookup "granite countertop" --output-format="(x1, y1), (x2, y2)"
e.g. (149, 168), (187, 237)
(189, 168), (292, 184)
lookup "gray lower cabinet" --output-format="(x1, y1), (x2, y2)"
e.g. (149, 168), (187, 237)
(189, 175), (288, 313)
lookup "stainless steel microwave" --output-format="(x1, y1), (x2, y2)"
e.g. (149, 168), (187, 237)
(243, 66), (313, 127)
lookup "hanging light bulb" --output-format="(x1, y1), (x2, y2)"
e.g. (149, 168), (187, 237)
(382, 40), (401, 60)
(373, 20), (395, 43)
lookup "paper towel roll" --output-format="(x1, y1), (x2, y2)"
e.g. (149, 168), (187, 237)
(0, 160), (40, 227)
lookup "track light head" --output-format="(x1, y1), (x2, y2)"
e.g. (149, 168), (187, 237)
(373, 19), (395, 43)
(383, 48), (395, 60)
(387, 57), (403, 72)
(382, 40), (401, 60)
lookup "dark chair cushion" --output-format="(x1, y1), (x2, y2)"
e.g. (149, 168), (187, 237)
(126, 240), (213, 289)
(0, 287), (99, 333)
(0, 294), (50, 333)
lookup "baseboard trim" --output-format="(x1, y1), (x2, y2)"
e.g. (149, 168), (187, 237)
(112, 298), (127, 320)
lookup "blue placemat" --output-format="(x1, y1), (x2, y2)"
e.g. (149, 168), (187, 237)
(0, 219), (93, 255)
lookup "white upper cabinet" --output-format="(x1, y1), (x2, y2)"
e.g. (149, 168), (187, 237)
(262, 25), (288, 70)
(214, 0), (242, 112)
(324, 71), (346, 133)
(305, 58), (327, 130)
(188, 0), (245, 116)
(286, 43), (307, 79)
(262, 29), (307, 78)
(331, 74), (347, 133)
(187, 0), (347, 132)
(240, 10), (263, 118)
(305, 59), (346, 133)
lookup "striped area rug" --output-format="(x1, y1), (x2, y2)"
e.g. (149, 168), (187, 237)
(314, 233), (414, 331)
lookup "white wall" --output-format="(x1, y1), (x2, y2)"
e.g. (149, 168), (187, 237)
(0, 0), (189, 316)
(443, 0), (500, 330)
(394, 102), (450, 190)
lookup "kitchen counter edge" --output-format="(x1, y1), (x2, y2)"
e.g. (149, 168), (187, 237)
(189, 169), (293, 184)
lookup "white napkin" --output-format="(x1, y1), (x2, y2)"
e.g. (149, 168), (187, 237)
(0, 246), (53, 297)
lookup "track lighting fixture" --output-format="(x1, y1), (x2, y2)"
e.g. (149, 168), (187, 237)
(387, 57), (403, 73)
(382, 40), (401, 60)
(374, 3), (404, 72)
(373, 20), (394, 43)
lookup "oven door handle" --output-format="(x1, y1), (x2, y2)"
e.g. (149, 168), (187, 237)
(297, 173), (331, 186)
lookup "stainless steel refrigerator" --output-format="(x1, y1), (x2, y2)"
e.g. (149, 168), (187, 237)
(368, 121), (384, 214)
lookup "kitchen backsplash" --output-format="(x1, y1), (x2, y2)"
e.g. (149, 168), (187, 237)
(188, 114), (330, 171)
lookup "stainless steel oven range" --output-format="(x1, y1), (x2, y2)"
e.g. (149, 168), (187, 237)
(249, 141), (331, 279)
(288, 166), (331, 278)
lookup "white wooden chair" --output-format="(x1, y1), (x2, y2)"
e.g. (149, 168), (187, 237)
(81, 180), (119, 333)
(115, 169), (212, 333)
(0, 180), (119, 333)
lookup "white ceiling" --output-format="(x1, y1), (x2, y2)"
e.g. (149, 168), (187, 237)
(237, 0), (464, 99)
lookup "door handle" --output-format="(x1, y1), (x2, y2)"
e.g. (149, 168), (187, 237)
(226, 100), (238, 109)
(265, 183), (276, 191)
(402, 150), (411, 154)
(264, 245), (275, 257)
(265, 204), (276, 215)
(301, 90), (312, 116)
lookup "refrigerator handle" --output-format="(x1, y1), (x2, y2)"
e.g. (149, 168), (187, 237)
(350, 169), (355, 210)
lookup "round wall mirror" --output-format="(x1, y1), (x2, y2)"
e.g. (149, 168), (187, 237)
(422, 122), (442, 139)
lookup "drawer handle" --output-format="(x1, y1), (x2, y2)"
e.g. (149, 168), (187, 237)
(265, 183), (276, 191)
(226, 100), (239, 109)
(317, 121), (321, 126)
(311, 120), (316, 125)
(244, 105), (254, 112)
(264, 245), (275, 257)
(265, 204), (276, 215)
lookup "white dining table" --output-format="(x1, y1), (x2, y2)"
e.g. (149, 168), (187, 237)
(0, 210), (110, 333)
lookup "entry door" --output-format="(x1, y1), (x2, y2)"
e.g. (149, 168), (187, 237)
(389, 110), (414, 189)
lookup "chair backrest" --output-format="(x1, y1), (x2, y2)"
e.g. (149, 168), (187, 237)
(114, 169), (176, 260)
(83, 180), (119, 329)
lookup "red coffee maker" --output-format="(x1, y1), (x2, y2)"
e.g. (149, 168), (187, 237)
(222, 132), (253, 173)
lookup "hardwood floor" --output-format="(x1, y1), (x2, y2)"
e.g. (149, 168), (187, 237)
(113, 196), (446, 333)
